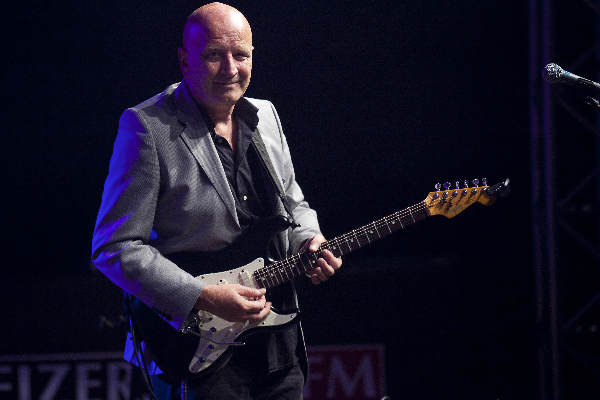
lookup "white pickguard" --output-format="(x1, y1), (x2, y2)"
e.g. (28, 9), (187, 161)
(187, 257), (297, 373)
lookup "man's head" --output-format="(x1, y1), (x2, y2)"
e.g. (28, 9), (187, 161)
(178, 3), (253, 115)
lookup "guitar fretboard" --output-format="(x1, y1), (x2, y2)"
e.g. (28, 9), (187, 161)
(253, 201), (430, 289)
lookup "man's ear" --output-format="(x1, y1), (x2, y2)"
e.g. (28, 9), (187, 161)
(178, 47), (187, 75)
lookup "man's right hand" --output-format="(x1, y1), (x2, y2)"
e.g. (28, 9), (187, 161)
(193, 284), (271, 322)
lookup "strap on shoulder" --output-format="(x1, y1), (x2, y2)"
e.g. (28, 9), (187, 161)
(251, 131), (300, 228)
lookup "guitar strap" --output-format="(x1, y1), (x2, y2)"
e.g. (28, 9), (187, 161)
(251, 130), (303, 319)
(251, 130), (299, 229)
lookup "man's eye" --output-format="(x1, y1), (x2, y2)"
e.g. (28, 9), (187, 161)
(235, 54), (250, 61)
(204, 51), (220, 60)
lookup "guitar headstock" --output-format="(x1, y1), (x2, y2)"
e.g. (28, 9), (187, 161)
(424, 178), (510, 218)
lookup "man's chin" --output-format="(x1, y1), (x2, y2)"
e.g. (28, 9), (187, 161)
(213, 92), (244, 105)
(199, 95), (242, 112)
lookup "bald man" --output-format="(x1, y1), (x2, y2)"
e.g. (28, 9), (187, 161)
(92, 3), (341, 399)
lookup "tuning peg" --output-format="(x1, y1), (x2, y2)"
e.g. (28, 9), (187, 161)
(443, 182), (451, 190)
(455, 181), (460, 189)
(463, 180), (469, 188)
(482, 177), (487, 186)
(472, 178), (480, 187)
(435, 182), (441, 191)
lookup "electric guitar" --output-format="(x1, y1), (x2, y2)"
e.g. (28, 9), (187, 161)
(129, 178), (510, 380)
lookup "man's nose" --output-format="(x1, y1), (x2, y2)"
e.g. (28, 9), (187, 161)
(220, 53), (237, 77)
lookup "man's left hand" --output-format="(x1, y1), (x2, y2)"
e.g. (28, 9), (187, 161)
(301, 234), (342, 285)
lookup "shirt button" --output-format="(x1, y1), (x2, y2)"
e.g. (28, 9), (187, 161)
(243, 195), (248, 201)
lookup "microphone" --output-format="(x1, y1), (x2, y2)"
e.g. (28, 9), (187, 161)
(543, 63), (600, 93)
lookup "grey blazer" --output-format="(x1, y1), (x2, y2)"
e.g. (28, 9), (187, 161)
(92, 81), (321, 331)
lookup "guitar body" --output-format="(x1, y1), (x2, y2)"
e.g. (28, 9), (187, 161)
(128, 215), (298, 380)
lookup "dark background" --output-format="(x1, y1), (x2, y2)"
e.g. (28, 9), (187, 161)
(5, 1), (537, 398)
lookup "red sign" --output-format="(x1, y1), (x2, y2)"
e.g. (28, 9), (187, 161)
(304, 344), (386, 399)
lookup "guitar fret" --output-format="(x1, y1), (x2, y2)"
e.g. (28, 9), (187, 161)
(282, 260), (292, 279)
(296, 254), (306, 273)
(363, 228), (371, 244)
(386, 217), (396, 230)
(289, 259), (299, 278)
(268, 268), (278, 287)
(282, 262), (292, 281)
(262, 272), (271, 288)
(353, 234), (362, 251)
(347, 230), (356, 248)
(275, 267), (285, 285)
(276, 263), (285, 283)
(370, 222), (380, 240)
(384, 217), (393, 234)
(343, 236), (353, 254)
(400, 213), (412, 227)
(267, 268), (277, 288)
(333, 240), (344, 257)
(356, 228), (371, 246)
(293, 255), (304, 275)
(260, 268), (269, 287)
(417, 204), (429, 220)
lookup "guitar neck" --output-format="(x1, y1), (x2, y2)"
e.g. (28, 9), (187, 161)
(253, 201), (430, 289)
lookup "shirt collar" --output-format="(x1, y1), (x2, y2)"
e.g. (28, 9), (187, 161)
(234, 98), (259, 130)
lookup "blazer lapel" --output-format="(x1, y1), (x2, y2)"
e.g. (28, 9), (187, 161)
(173, 82), (239, 227)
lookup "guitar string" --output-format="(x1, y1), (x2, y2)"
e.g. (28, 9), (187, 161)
(255, 201), (432, 286)
(254, 201), (430, 285)
(254, 201), (431, 287)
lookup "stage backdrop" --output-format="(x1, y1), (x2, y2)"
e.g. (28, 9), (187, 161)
(5, 1), (532, 398)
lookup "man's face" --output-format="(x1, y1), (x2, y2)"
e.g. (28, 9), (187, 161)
(179, 17), (253, 113)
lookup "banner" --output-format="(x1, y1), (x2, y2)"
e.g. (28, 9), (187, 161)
(0, 345), (385, 399)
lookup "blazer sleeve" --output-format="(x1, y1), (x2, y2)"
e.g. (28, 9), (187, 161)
(91, 109), (204, 330)
(267, 101), (322, 253)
